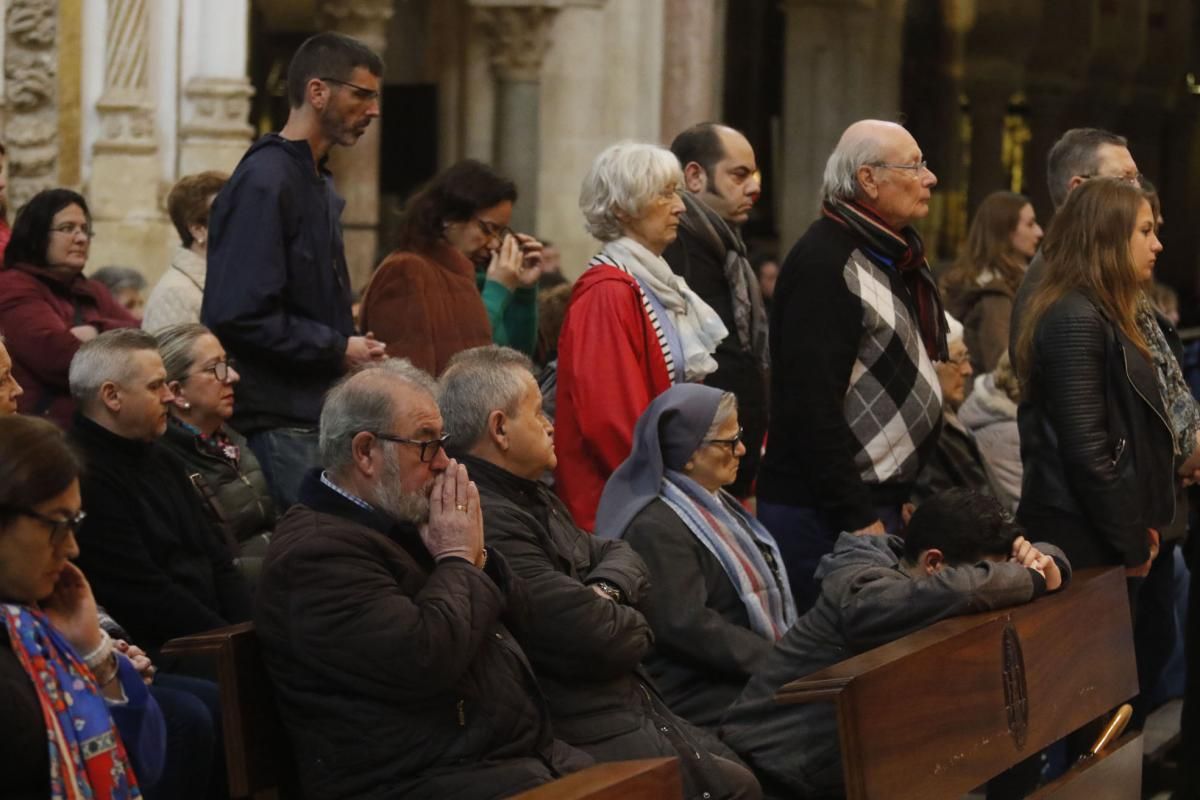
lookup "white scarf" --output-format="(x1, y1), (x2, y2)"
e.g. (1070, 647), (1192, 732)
(601, 236), (727, 381)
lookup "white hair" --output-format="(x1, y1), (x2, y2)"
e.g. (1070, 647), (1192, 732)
(821, 133), (887, 204)
(579, 141), (684, 242)
(704, 391), (739, 438)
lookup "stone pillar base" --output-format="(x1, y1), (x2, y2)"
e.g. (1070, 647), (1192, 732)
(344, 227), (380, 293)
(179, 76), (255, 175)
(88, 148), (160, 219)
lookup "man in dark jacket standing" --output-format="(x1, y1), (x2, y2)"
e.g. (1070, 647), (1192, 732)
(758, 119), (947, 611)
(203, 32), (386, 511)
(439, 345), (762, 800)
(721, 490), (1070, 800)
(255, 359), (591, 800)
(664, 123), (767, 498)
(67, 330), (252, 653)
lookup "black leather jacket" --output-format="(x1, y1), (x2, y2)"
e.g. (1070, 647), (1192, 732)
(1017, 290), (1175, 568)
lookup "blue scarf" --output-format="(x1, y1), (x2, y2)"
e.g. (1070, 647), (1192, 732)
(2, 604), (142, 799)
(660, 472), (797, 639)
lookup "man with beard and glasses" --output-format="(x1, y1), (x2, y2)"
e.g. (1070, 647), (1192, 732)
(202, 32), (387, 513)
(254, 359), (592, 800)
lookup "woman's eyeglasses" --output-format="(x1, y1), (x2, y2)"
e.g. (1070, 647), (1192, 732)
(187, 358), (236, 383)
(50, 223), (95, 240)
(12, 508), (87, 545)
(703, 426), (744, 453)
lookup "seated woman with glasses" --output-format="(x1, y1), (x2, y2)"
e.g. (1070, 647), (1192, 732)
(361, 159), (545, 376)
(595, 383), (796, 731)
(0, 189), (138, 427)
(0, 414), (166, 798)
(156, 324), (275, 588)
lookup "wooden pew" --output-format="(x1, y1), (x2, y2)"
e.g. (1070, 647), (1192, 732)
(162, 623), (684, 800)
(774, 567), (1140, 799)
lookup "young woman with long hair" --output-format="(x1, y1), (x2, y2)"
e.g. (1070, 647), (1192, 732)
(1015, 178), (1174, 586)
(940, 191), (1042, 372)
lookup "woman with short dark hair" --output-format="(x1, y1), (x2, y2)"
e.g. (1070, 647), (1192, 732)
(0, 414), (165, 798)
(361, 159), (544, 375)
(0, 189), (137, 425)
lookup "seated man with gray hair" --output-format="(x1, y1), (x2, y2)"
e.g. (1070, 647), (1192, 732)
(254, 358), (592, 800)
(68, 328), (252, 654)
(440, 345), (761, 800)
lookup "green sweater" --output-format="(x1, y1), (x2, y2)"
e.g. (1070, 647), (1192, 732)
(476, 271), (538, 355)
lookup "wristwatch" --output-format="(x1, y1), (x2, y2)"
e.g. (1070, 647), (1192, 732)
(591, 580), (623, 604)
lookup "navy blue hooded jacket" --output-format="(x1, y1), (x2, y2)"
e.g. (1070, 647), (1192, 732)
(202, 134), (354, 433)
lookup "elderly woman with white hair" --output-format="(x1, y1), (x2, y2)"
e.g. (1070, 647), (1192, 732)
(555, 142), (727, 530)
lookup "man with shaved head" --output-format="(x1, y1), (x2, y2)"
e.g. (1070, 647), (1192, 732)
(757, 119), (948, 611)
(665, 123), (768, 497)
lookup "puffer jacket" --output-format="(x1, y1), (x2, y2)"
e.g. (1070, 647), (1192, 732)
(1017, 290), (1175, 568)
(255, 469), (591, 800)
(465, 456), (755, 800)
(941, 274), (1015, 374)
(721, 532), (1070, 799)
(160, 419), (274, 585)
(959, 373), (1022, 511)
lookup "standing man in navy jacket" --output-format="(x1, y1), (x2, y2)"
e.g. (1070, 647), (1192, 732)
(202, 32), (386, 510)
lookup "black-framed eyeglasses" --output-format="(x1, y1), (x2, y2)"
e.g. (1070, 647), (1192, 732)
(474, 217), (515, 242)
(186, 358), (236, 384)
(870, 160), (929, 176)
(372, 431), (451, 463)
(11, 508), (87, 545)
(703, 426), (744, 453)
(319, 76), (380, 102)
(50, 223), (96, 240)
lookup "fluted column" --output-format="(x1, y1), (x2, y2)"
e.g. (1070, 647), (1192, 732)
(178, 0), (254, 176)
(5, 0), (59, 209)
(472, 0), (562, 234)
(318, 0), (393, 290)
(778, 0), (906, 248)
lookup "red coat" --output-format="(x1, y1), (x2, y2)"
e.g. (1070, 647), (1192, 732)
(0, 263), (138, 426)
(554, 264), (673, 531)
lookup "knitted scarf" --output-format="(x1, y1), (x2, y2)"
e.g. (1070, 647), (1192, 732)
(660, 471), (796, 639)
(1137, 297), (1200, 459)
(2, 604), (142, 799)
(822, 199), (948, 361)
(600, 236), (728, 381)
(678, 192), (770, 370)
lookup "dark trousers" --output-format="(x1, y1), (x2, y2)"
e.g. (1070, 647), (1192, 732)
(246, 426), (320, 512)
(147, 673), (228, 800)
(1132, 540), (1178, 728)
(757, 502), (904, 613)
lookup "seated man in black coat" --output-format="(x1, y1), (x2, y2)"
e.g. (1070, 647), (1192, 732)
(255, 359), (591, 800)
(439, 345), (762, 800)
(67, 329), (252, 654)
(720, 489), (1070, 800)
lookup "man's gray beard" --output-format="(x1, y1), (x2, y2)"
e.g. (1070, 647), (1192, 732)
(372, 449), (432, 525)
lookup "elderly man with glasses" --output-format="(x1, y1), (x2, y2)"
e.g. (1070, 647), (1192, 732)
(255, 358), (592, 800)
(757, 119), (949, 613)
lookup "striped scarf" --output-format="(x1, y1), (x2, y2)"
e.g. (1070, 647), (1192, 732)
(823, 199), (948, 362)
(2, 604), (142, 800)
(660, 471), (797, 639)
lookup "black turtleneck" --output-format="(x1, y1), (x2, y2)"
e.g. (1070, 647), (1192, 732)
(69, 413), (253, 652)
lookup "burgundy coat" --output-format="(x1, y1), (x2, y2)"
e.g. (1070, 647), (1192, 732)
(0, 263), (138, 426)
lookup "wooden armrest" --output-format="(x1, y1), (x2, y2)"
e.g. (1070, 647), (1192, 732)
(514, 758), (682, 800)
(160, 621), (256, 658)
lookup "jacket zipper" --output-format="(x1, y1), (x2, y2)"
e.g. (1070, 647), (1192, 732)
(1120, 345), (1177, 521)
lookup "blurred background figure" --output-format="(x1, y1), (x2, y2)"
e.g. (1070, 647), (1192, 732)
(939, 191), (1042, 374)
(90, 266), (147, 322)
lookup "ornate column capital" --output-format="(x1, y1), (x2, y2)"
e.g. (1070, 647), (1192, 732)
(317, 0), (395, 53)
(180, 77), (255, 142)
(471, 0), (563, 82)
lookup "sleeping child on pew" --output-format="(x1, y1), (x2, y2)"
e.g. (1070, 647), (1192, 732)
(720, 488), (1071, 799)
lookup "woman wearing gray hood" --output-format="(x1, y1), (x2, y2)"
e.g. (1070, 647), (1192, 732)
(595, 383), (795, 730)
(958, 351), (1023, 512)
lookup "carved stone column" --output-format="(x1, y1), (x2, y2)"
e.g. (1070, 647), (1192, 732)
(5, 0), (59, 209)
(473, 0), (562, 234)
(318, 0), (393, 290)
(178, 0), (254, 176)
(660, 0), (722, 141)
(778, 0), (907, 248)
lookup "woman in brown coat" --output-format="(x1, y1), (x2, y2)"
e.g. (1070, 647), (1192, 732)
(939, 191), (1043, 373)
(361, 160), (543, 376)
